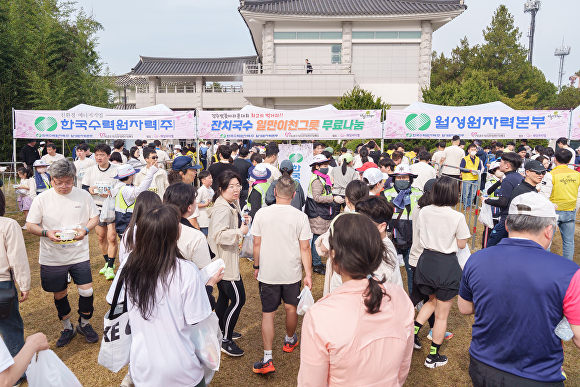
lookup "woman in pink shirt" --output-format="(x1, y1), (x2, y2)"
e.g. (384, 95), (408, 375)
(298, 213), (414, 387)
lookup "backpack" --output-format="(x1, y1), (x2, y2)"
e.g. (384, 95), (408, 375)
(200, 146), (208, 160)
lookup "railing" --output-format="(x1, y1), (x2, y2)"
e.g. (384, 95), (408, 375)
(204, 85), (243, 93)
(156, 85), (196, 94)
(244, 63), (352, 75)
(135, 85), (243, 94)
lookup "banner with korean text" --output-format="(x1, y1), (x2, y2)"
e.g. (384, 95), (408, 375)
(385, 110), (570, 140)
(198, 110), (382, 140)
(278, 143), (313, 208)
(572, 106), (580, 140)
(13, 110), (196, 140)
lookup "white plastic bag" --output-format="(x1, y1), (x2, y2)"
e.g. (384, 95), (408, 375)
(26, 350), (82, 387)
(190, 312), (222, 372)
(297, 287), (315, 316)
(240, 235), (254, 258)
(457, 246), (471, 269)
(478, 203), (494, 229)
(100, 194), (115, 223)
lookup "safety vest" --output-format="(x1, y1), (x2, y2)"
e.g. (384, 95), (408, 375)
(114, 189), (136, 236)
(461, 155), (480, 181)
(247, 182), (270, 211)
(305, 173), (334, 220)
(486, 176), (501, 218)
(382, 187), (422, 220)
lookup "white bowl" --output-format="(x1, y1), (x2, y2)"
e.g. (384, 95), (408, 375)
(13, 184), (20, 189)
(0, 167), (6, 172)
(55, 229), (77, 241)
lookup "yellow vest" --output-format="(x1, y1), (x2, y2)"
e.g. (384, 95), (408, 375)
(549, 165), (580, 211)
(461, 155), (480, 181)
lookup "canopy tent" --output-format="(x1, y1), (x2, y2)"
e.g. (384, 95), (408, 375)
(403, 101), (514, 111)
(571, 105), (580, 140)
(68, 103), (173, 112)
(240, 104), (338, 112)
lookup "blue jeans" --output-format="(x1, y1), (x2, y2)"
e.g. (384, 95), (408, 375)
(397, 247), (413, 294)
(553, 210), (577, 260)
(0, 281), (25, 379)
(311, 234), (322, 267)
(462, 180), (477, 208)
(487, 219), (508, 247)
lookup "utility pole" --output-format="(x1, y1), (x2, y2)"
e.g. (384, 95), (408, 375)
(524, 0), (541, 65)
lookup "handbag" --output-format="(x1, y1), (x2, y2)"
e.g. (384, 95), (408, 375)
(0, 271), (16, 320)
(388, 204), (413, 250)
(98, 274), (132, 373)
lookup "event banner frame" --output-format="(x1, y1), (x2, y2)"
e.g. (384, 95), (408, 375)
(13, 110), (197, 140)
(572, 106), (580, 140)
(386, 110), (570, 140)
(198, 110), (382, 140)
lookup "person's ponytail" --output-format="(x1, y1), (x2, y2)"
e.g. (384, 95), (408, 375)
(364, 275), (387, 314)
(341, 161), (347, 176)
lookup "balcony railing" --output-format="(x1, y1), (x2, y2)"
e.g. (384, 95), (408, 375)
(244, 63), (352, 75)
(135, 85), (243, 94)
(204, 85), (243, 93)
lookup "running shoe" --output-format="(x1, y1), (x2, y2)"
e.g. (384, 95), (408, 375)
(425, 353), (448, 369)
(221, 340), (244, 357)
(283, 334), (299, 353)
(104, 267), (115, 280)
(313, 265), (326, 275)
(232, 331), (242, 340)
(76, 323), (99, 343)
(99, 263), (108, 275)
(56, 327), (77, 347)
(21, 225), (26, 230)
(253, 358), (275, 374)
(120, 373), (134, 387)
(414, 336), (422, 350)
(427, 330), (453, 341)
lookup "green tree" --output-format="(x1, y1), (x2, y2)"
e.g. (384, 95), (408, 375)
(333, 86), (390, 121)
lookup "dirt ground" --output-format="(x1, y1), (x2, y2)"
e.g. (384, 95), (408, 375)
(1, 186), (579, 387)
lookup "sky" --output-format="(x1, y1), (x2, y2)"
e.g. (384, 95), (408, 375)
(74, 0), (578, 87)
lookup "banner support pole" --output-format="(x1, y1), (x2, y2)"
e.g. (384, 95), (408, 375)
(12, 108), (16, 178)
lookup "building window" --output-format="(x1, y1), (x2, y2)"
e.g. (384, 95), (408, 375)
(331, 44), (342, 64)
(351, 31), (422, 39)
(398, 31), (422, 39)
(274, 31), (343, 40)
(274, 32), (297, 39)
(297, 32), (320, 39)
(321, 32), (343, 39)
(375, 31), (399, 39)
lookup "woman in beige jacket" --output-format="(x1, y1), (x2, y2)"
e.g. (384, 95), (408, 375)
(207, 170), (250, 358)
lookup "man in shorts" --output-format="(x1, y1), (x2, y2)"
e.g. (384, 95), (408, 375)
(26, 159), (100, 347)
(251, 175), (313, 375)
(81, 143), (119, 280)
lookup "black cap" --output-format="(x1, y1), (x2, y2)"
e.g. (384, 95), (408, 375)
(524, 159), (546, 173)
(171, 156), (202, 171)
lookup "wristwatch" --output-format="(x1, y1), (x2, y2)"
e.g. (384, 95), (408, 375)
(253, 265), (259, 270)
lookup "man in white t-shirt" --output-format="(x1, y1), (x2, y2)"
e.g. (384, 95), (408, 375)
(251, 175), (313, 375)
(431, 142), (446, 172)
(73, 143), (95, 188)
(41, 143), (65, 167)
(411, 151), (437, 191)
(27, 159), (100, 348)
(81, 143), (118, 280)
(440, 135), (465, 178)
(263, 146), (282, 184)
(154, 140), (170, 169)
(134, 147), (169, 200)
(111, 139), (128, 164)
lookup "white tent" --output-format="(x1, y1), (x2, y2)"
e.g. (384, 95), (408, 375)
(571, 105), (580, 140)
(68, 103), (173, 112)
(404, 101), (514, 111)
(240, 104), (337, 112)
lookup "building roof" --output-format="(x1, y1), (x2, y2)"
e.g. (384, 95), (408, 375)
(114, 74), (148, 87)
(239, 0), (466, 16)
(130, 56), (258, 76)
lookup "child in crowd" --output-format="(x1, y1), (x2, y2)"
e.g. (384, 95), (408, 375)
(30, 160), (51, 196)
(15, 167), (33, 225)
(196, 171), (214, 236)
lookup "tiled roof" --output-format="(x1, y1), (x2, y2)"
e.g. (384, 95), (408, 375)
(239, 0), (466, 16)
(114, 74), (148, 87)
(131, 56), (258, 76)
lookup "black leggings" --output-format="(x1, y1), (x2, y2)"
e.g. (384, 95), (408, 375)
(216, 278), (246, 341)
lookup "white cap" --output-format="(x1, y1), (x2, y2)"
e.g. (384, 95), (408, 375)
(32, 160), (49, 167)
(389, 163), (418, 178)
(489, 160), (501, 171)
(39, 141), (46, 145)
(113, 164), (140, 179)
(174, 144), (182, 150)
(309, 154), (332, 166)
(363, 168), (388, 186)
(509, 192), (557, 219)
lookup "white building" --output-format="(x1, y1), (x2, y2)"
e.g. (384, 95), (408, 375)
(125, 0), (466, 111)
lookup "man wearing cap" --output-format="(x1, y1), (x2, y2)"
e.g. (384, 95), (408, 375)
(383, 164), (422, 294)
(168, 155), (202, 186)
(134, 147), (170, 200)
(459, 192), (580, 386)
(265, 160), (306, 211)
(20, 139), (40, 169)
(247, 164), (272, 220)
(172, 144), (183, 158)
(509, 159), (545, 200)
(539, 148), (580, 260)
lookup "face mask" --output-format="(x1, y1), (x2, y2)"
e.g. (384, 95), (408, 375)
(319, 168), (329, 175)
(394, 180), (410, 191)
(494, 171), (504, 178)
(470, 151), (476, 156)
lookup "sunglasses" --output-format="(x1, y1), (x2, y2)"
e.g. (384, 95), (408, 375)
(530, 169), (546, 175)
(149, 156), (158, 160)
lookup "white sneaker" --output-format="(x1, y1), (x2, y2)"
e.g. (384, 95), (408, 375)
(398, 254), (405, 267)
(21, 225), (27, 230)
(120, 373), (134, 387)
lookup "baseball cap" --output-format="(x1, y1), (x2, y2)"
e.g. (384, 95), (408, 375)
(114, 164), (140, 179)
(524, 159), (546, 174)
(342, 153), (354, 164)
(174, 144), (182, 150)
(39, 141), (46, 145)
(280, 160), (293, 172)
(363, 168), (388, 186)
(32, 160), (49, 167)
(423, 178), (437, 193)
(171, 156), (202, 171)
(324, 147), (334, 154)
(356, 161), (378, 172)
(309, 154), (332, 167)
(509, 192), (557, 219)
(249, 164), (272, 180)
(389, 164), (418, 178)
(488, 160), (501, 171)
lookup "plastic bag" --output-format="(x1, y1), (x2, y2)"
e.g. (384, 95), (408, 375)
(240, 235), (254, 258)
(478, 202), (494, 229)
(457, 246), (471, 269)
(297, 287), (315, 316)
(27, 350), (82, 387)
(100, 194), (115, 224)
(190, 312), (222, 373)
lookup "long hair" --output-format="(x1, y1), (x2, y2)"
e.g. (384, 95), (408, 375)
(123, 191), (162, 252)
(123, 204), (183, 320)
(341, 158), (352, 176)
(329, 214), (388, 314)
(211, 170), (243, 203)
(345, 180), (369, 205)
(360, 147), (369, 164)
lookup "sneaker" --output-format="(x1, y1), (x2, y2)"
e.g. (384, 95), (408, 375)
(313, 265), (326, 275)
(246, 257), (254, 262)
(104, 266), (115, 280)
(425, 353), (448, 368)
(221, 340), (244, 357)
(99, 263), (108, 275)
(427, 330), (453, 341)
(253, 358), (275, 374)
(120, 373), (134, 387)
(56, 327), (77, 347)
(414, 336), (422, 350)
(21, 225), (27, 230)
(67, 273), (72, 284)
(232, 331), (242, 340)
(283, 334), (299, 353)
(76, 323), (99, 343)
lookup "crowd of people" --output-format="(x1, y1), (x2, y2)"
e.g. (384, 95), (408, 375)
(0, 135), (578, 387)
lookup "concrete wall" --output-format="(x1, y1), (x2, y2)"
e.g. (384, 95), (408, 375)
(202, 93), (247, 109)
(275, 43), (333, 66)
(243, 73), (355, 99)
(351, 43), (420, 84)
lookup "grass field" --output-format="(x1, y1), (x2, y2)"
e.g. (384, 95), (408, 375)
(1, 185), (579, 387)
